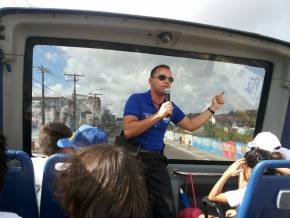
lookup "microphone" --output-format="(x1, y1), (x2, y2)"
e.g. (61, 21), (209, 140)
(164, 88), (171, 102)
(163, 88), (171, 121)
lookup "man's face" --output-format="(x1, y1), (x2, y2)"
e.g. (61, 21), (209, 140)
(149, 67), (173, 94)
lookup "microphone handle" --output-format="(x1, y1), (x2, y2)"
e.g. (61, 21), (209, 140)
(165, 94), (171, 119)
(164, 89), (171, 119)
(165, 93), (170, 102)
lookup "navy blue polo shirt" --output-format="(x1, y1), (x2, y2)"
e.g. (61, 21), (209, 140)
(123, 90), (185, 152)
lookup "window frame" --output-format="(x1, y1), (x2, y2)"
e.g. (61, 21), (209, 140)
(24, 37), (272, 164)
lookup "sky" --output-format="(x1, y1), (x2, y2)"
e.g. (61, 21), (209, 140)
(32, 45), (265, 118)
(1, 0), (290, 43)
(2, 0), (289, 118)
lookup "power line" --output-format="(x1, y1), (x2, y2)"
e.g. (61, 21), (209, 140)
(33, 78), (67, 98)
(33, 46), (86, 87)
(33, 46), (102, 96)
(32, 88), (41, 97)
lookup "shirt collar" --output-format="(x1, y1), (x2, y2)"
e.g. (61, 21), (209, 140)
(144, 90), (154, 105)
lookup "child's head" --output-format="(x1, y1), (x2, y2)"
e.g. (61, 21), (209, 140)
(55, 145), (148, 218)
(39, 122), (72, 156)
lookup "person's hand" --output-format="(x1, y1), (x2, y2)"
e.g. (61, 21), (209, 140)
(225, 209), (237, 217)
(158, 102), (173, 119)
(225, 158), (245, 177)
(211, 91), (225, 111)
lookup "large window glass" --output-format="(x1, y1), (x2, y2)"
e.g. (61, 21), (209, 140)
(31, 45), (266, 161)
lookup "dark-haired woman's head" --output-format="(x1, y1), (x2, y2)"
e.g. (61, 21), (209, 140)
(244, 148), (282, 175)
(55, 145), (148, 218)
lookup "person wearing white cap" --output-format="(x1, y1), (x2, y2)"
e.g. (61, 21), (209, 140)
(247, 132), (290, 159)
(208, 147), (282, 217)
(247, 131), (290, 175)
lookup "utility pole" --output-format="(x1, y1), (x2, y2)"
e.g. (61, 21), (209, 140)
(35, 65), (50, 125)
(89, 90), (102, 126)
(64, 73), (84, 131)
(104, 104), (112, 128)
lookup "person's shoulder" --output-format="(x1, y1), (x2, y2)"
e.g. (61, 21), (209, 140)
(32, 156), (48, 162)
(128, 91), (149, 100)
(124, 91), (148, 113)
(224, 187), (246, 208)
(131, 91), (148, 97)
(171, 100), (181, 107)
(32, 156), (48, 169)
(0, 211), (22, 218)
(226, 186), (246, 194)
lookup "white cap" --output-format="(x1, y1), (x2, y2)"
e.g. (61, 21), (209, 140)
(247, 132), (281, 152)
(247, 132), (290, 160)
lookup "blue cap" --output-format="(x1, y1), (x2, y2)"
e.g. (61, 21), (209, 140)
(57, 125), (107, 148)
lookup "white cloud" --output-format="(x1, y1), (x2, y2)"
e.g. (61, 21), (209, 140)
(47, 83), (71, 97)
(45, 52), (56, 62)
(49, 46), (263, 117)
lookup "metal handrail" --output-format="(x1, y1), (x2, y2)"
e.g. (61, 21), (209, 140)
(172, 170), (223, 176)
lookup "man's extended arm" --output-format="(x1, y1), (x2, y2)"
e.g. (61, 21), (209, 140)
(177, 91), (224, 132)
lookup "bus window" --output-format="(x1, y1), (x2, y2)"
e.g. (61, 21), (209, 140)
(31, 44), (268, 161)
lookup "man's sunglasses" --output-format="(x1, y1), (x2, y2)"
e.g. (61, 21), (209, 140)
(152, 74), (174, 83)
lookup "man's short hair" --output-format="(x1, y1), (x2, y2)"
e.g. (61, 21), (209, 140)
(150, 64), (170, 77)
(0, 133), (8, 190)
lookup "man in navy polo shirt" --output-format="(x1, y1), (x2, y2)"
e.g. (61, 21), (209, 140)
(123, 64), (224, 218)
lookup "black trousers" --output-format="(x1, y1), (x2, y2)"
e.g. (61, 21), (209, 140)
(137, 152), (177, 218)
